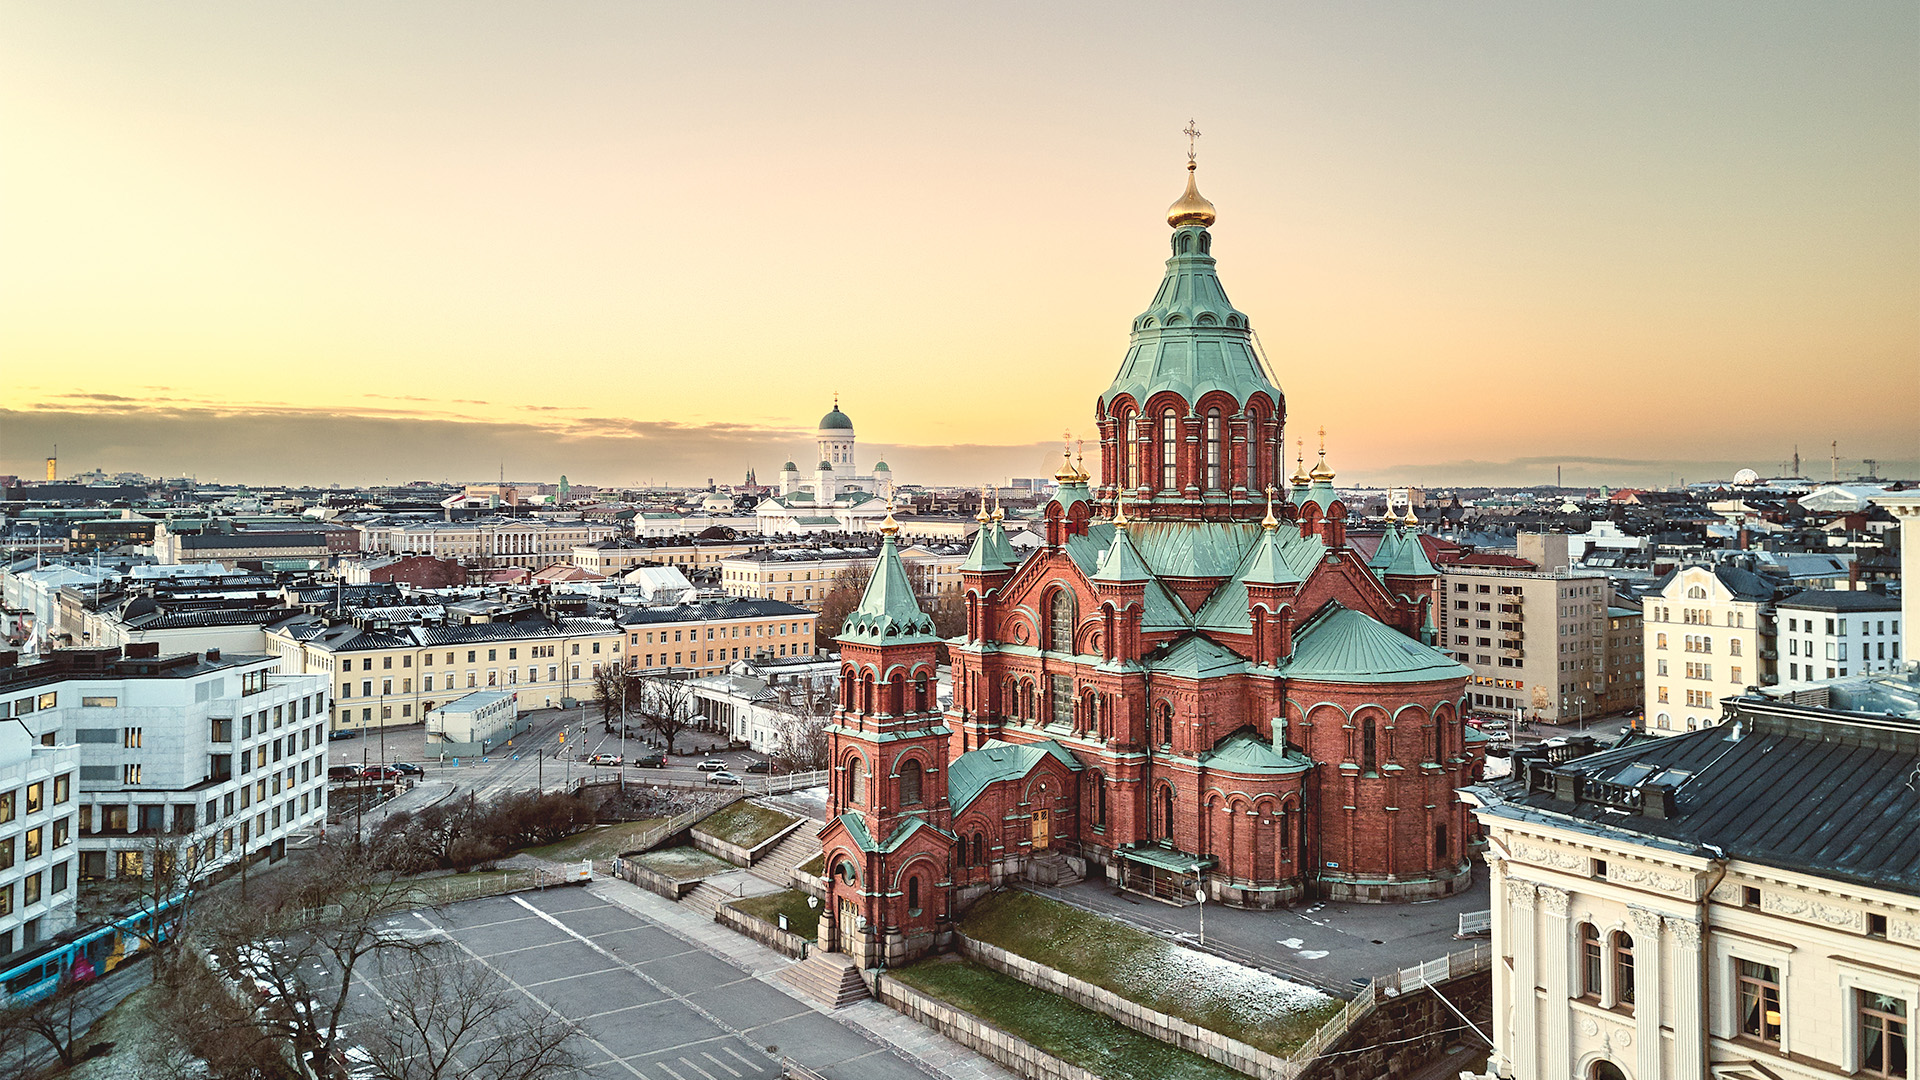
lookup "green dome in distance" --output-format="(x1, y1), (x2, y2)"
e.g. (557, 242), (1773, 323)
(782, 461), (798, 472)
(818, 460), (834, 470)
(819, 402), (853, 430)
(873, 460), (890, 472)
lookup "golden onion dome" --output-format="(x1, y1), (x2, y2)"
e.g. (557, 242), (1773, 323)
(1167, 162), (1217, 229)
(1309, 452), (1336, 483)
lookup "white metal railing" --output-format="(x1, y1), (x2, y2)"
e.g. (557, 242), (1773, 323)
(1457, 910), (1492, 936)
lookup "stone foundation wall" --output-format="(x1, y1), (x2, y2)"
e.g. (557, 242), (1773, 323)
(1296, 972), (1491, 1080)
(872, 973), (1102, 1080)
(607, 857), (698, 901)
(715, 904), (810, 959)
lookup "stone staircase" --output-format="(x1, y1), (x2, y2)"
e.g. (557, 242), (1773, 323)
(747, 822), (823, 890)
(778, 950), (869, 1008)
(680, 879), (737, 922)
(1026, 850), (1083, 887)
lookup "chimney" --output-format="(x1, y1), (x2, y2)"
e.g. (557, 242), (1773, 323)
(124, 642), (160, 659)
(206, 648), (221, 662)
(1848, 560), (1862, 590)
(1737, 526), (1750, 550)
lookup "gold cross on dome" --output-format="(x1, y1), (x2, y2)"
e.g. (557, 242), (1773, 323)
(1184, 119), (1201, 162)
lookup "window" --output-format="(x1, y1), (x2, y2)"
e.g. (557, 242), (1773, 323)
(1737, 960), (1781, 1043)
(1580, 923), (1603, 997)
(81, 696), (117, 707)
(1161, 409), (1178, 489)
(899, 760), (922, 805)
(846, 758), (865, 804)
(1049, 590), (1076, 653)
(1743, 886), (1761, 908)
(24, 783), (42, 814)
(52, 775), (67, 805)
(1361, 717), (1377, 773)
(1859, 992), (1908, 1077)
(1205, 408), (1221, 489)
(1612, 931), (1634, 1007)
(125, 764), (142, 785)
(123, 727), (142, 749)
(907, 876), (921, 916)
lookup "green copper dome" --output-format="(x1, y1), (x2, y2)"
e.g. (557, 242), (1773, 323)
(819, 407), (853, 431)
(782, 461), (798, 472)
(873, 460), (890, 472)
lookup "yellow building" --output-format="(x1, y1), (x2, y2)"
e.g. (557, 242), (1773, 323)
(619, 597), (818, 676)
(1642, 563), (1780, 735)
(718, 542), (969, 609)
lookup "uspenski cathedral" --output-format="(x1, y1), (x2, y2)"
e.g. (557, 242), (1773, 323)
(819, 153), (1488, 969)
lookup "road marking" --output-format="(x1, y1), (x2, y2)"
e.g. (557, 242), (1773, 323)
(678, 1055), (719, 1080)
(722, 1046), (764, 1072)
(701, 1051), (743, 1077)
(509, 896), (781, 1071)
(655, 1062), (691, 1080)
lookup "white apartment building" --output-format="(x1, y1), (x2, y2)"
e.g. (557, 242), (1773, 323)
(1642, 562), (1781, 735)
(356, 518), (622, 569)
(0, 714), (78, 958)
(0, 645), (329, 885)
(1777, 590), (1903, 688)
(719, 542), (968, 610)
(1439, 566), (1613, 723)
(1464, 687), (1920, 1080)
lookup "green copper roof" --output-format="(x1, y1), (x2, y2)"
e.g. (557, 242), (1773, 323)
(839, 533), (941, 644)
(1241, 526), (1302, 587)
(873, 460), (890, 471)
(1092, 526), (1152, 583)
(988, 520), (1018, 568)
(1051, 479), (1094, 515)
(1101, 218), (1280, 413)
(1200, 729), (1312, 776)
(1147, 634), (1248, 678)
(1367, 525), (1405, 571)
(834, 812), (947, 854)
(961, 520), (1012, 573)
(1282, 603), (1470, 684)
(782, 461), (798, 471)
(1382, 529), (1437, 578)
(1192, 528), (1323, 633)
(948, 739), (1082, 814)
(820, 407), (853, 430)
(1299, 479), (1339, 513)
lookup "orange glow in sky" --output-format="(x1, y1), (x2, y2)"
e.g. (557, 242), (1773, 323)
(2, 4), (1914, 488)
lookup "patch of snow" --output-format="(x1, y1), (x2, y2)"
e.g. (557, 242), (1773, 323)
(1296, 949), (1329, 960)
(1109, 939), (1331, 1028)
(1277, 938), (1304, 949)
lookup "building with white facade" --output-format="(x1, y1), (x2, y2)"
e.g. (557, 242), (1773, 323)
(356, 517), (622, 569)
(755, 401), (900, 533)
(1464, 682), (1920, 1080)
(0, 709), (78, 958)
(1776, 590), (1903, 688)
(0, 645), (329, 885)
(1642, 562), (1782, 735)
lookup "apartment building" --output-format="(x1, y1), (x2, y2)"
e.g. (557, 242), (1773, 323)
(1776, 590), (1903, 688)
(0, 709), (77, 957)
(1464, 687), (1920, 1080)
(1642, 563), (1781, 735)
(356, 518), (622, 569)
(266, 608), (624, 730)
(0, 645), (329, 886)
(570, 537), (763, 577)
(618, 597), (818, 677)
(1598, 599), (1645, 718)
(1439, 566), (1613, 723)
(719, 542), (968, 609)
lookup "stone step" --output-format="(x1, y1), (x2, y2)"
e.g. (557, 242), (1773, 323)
(746, 827), (822, 889)
(680, 880), (733, 922)
(1026, 850), (1083, 888)
(777, 950), (868, 1009)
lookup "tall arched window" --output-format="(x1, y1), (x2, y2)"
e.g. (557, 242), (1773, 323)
(1161, 410), (1179, 490)
(1432, 718), (1444, 762)
(1049, 590), (1076, 654)
(846, 757), (865, 805)
(973, 833), (985, 865)
(1579, 923), (1602, 997)
(1159, 702), (1174, 745)
(1092, 773), (1107, 826)
(1612, 931), (1635, 1007)
(899, 760), (922, 805)
(1244, 410), (1261, 491)
(906, 876), (921, 915)
(1125, 414), (1139, 488)
(1362, 717), (1378, 773)
(913, 672), (929, 713)
(1205, 409), (1222, 490)
(1160, 787), (1175, 838)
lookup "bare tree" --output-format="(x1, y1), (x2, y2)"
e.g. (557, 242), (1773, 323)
(0, 976), (98, 1071)
(815, 563), (872, 642)
(189, 843), (441, 1078)
(360, 950), (581, 1080)
(638, 677), (694, 755)
(771, 685), (834, 772)
(121, 827), (220, 985)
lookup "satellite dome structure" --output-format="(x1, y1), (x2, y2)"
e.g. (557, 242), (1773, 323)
(1733, 468), (1760, 485)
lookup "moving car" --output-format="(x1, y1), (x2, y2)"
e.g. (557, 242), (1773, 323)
(391, 762), (423, 775)
(744, 761), (774, 774)
(706, 772), (743, 786)
(327, 766), (360, 782)
(587, 754), (623, 766)
(695, 759), (729, 772)
(359, 765), (402, 781)
(629, 754), (666, 768)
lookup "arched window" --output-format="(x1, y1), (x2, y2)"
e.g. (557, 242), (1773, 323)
(1432, 717), (1444, 762)
(914, 672), (929, 713)
(1125, 414), (1139, 489)
(1161, 409), (1179, 490)
(1435, 822), (1448, 860)
(836, 859), (858, 885)
(1579, 923), (1602, 997)
(846, 757), (865, 805)
(1278, 806), (1291, 850)
(973, 833), (985, 865)
(1362, 717), (1377, 773)
(1590, 1063), (1629, 1080)
(1205, 409), (1222, 490)
(1090, 772), (1107, 827)
(1159, 702), (1174, 746)
(1160, 786), (1175, 838)
(1244, 410), (1261, 491)
(1049, 590), (1077, 654)
(906, 876), (921, 915)
(899, 760), (923, 805)
(957, 835), (969, 868)
(1612, 931), (1635, 1007)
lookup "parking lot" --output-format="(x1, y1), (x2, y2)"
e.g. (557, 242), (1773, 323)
(348, 887), (939, 1080)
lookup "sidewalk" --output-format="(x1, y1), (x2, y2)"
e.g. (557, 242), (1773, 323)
(587, 876), (1015, 1080)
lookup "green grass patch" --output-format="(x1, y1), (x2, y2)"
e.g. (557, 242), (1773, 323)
(523, 818), (665, 862)
(632, 845), (735, 883)
(893, 957), (1248, 1080)
(727, 888), (821, 940)
(960, 890), (1338, 1056)
(695, 801), (798, 849)
(797, 853), (824, 876)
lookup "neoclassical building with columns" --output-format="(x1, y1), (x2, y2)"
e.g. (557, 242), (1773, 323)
(1463, 687), (1920, 1080)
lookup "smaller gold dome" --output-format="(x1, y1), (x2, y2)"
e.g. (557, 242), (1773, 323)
(1167, 162), (1217, 229)
(1309, 452), (1336, 483)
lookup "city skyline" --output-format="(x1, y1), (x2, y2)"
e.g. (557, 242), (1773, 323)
(3, 3), (1915, 489)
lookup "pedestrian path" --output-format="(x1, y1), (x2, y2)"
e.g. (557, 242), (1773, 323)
(588, 876), (1015, 1080)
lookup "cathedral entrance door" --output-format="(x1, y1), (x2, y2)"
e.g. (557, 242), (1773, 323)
(1032, 808), (1051, 851)
(837, 897), (859, 954)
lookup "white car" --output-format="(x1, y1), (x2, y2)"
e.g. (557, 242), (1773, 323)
(707, 772), (743, 786)
(587, 754), (623, 766)
(695, 759), (729, 771)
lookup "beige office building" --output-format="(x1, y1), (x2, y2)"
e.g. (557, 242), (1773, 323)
(1440, 566), (1613, 724)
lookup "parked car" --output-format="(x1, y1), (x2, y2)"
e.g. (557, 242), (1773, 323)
(327, 766), (360, 782)
(629, 754), (666, 768)
(328, 729), (357, 741)
(706, 772), (743, 786)
(587, 754), (623, 766)
(359, 765), (401, 781)
(695, 759), (729, 772)
(744, 761), (775, 774)
(391, 762), (423, 775)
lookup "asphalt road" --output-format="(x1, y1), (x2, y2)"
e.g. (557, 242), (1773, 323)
(332, 887), (938, 1080)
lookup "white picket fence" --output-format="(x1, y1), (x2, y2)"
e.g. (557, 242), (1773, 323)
(1457, 909), (1492, 936)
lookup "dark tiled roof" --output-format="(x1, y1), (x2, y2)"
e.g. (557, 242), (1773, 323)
(1476, 699), (1920, 894)
(617, 598), (813, 626)
(1775, 589), (1900, 613)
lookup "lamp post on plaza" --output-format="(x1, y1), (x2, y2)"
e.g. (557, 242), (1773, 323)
(1192, 865), (1207, 947)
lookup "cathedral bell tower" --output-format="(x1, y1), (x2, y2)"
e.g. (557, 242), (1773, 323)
(819, 511), (954, 969)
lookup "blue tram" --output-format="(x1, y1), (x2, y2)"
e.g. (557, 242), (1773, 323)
(0, 895), (183, 1004)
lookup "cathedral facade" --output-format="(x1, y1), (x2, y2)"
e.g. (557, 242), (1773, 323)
(819, 162), (1486, 969)
(754, 399), (898, 533)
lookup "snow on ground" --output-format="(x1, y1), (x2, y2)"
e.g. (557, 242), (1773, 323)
(1110, 939), (1332, 1028)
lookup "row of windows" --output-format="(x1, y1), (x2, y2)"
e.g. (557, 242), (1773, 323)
(0, 775), (71, 824)
(1785, 616), (1900, 636)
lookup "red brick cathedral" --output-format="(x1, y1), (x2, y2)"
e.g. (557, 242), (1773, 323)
(820, 160), (1485, 968)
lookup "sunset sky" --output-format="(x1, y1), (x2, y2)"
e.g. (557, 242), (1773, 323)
(3, 3), (1915, 490)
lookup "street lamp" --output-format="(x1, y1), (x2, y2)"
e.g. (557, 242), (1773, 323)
(1192, 865), (1207, 947)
